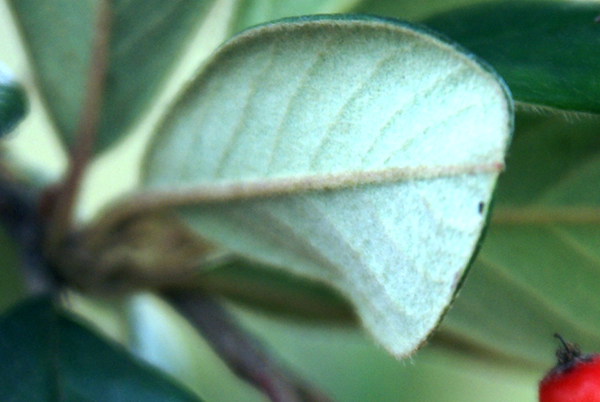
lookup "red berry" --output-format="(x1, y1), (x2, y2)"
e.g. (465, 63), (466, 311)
(539, 334), (600, 402)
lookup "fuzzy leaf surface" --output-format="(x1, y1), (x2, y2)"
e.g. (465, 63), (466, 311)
(8, 0), (212, 153)
(142, 16), (512, 358)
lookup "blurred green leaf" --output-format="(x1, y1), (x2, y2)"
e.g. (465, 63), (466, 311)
(351, 0), (511, 22)
(0, 62), (27, 137)
(424, 1), (600, 113)
(229, 0), (361, 33)
(222, 305), (538, 402)
(107, 293), (537, 402)
(8, 0), (212, 153)
(0, 228), (26, 312)
(0, 296), (203, 401)
(142, 16), (512, 358)
(439, 111), (600, 367)
(198, 258), (357, 323)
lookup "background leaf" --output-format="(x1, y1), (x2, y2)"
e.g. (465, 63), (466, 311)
(66, 291), (536, 402)
(437, 110), (600, 368)
(351, 0), (512, 22)
(122, 298), (538, 402)
(0, 62), (27, 137)
(8, 0), (213, 153)
(229, 0), (362, 33)
(229, 0), (544, 31)
(196, 257), (357, 323)
(234, 305), (538, 402)
(424, 1), (600, 113)
(0, 296), (203, 401)
(142, 16), (512, 358)
(0, 228), (26, 313)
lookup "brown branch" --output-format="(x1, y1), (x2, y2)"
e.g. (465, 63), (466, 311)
(165, 291), (334, 402)
(45, 0), (111, 251)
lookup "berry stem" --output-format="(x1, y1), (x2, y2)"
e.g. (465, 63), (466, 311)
(554, 333), (581, 366)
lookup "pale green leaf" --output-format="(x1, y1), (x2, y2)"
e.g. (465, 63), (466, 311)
(440, 112), (600, 367)
(8, 0), (213, 153)
(142, 16), (513, 358)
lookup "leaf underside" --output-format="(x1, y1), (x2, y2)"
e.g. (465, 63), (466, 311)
(142, 16), (512, 358)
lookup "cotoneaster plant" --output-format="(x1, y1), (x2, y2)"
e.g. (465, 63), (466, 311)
(0, 1), (599, 402)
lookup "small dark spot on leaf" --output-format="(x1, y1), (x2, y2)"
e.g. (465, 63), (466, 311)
(478, 202), (485, 214)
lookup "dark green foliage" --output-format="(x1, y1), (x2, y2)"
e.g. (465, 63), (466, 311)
(0, 297), (203, 402)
